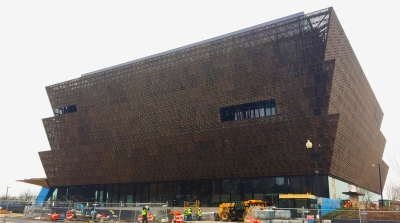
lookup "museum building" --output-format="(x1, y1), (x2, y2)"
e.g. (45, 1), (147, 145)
(38, 7), (387, 206)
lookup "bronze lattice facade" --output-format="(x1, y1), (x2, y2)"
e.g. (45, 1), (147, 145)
(39, 7), (387, 204)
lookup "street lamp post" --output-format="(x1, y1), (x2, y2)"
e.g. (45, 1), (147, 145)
(306, 140), (322, 223)
(118, 201), (123, 222)
(372, 163), (383, 209)
(6, 186), (11, 217)
(92, 202), (98, 221)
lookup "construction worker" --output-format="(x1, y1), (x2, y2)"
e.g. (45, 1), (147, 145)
(196, 208), (202, 221)
(183, 208), (187, 221)
(109, 210), (115, 221)
(187, 206), (193, 221)
(142, 206), (149, 223)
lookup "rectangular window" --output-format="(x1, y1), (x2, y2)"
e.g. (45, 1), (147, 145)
(54, 105), (77, 116)
(259, 108), (265, 116)
(220, 99), (276, 122)
(266, 107), (272, 116)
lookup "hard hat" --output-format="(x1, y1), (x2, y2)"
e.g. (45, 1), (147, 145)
(145, 205), (149, 208)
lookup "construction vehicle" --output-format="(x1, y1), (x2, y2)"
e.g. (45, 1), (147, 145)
(71, 203), (97, 221)
(215, 200), (271, 222)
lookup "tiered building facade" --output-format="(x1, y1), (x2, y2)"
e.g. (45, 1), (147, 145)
(39, 7), (387, 206)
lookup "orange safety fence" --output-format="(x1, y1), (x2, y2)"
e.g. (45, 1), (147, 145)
(175, 212), (183, 223)
(138, 214), (143, 223)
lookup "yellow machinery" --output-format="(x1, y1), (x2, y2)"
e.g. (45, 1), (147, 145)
(216, 200), (269, 222)
(278, 193), (318, 218)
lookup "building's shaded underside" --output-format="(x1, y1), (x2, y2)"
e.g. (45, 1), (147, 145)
(40, 7), (387, 202)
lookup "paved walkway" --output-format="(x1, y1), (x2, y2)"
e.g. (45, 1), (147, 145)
(0, 214), (24, 219)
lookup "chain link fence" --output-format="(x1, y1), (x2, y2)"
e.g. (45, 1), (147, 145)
(21, 202), (172, 222)
(242, 207), (400, 223)
(2, 196), (400, 222)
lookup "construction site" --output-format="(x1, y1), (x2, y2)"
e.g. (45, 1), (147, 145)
(3, 194), (400, 222)
(1, 196), (212, 223)
(1, 193), (344, 223)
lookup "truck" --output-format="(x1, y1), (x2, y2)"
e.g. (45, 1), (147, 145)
(215, 200), (271, 222)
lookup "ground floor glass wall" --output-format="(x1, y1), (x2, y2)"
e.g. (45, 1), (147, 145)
(51, 175), (328, 207)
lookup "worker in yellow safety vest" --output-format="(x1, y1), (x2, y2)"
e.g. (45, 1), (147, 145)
(187, 206), (193, 221)
(142, 206), (149, 223)
(109, 210), (115, 221)
(196, 208), (202, 221)
(183, 208), (187, 221)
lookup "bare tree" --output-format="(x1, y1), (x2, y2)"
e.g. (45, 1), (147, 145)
(19, 188), (39, 202)
(386, 180), (400, 202)
(388, 154), (400, 180)
(359, 188), (373, 208)
(0, 193), (14, 200)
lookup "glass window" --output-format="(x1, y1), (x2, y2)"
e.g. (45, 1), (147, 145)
(266, 108), (271, 116)
(244, 179), (256, 200)
(276, 177), (287, 193)
(220, 99), (276, 122)
(221, 179), (230, 202)
(150, 183), (157, 202)
(231, 179), (241, 201)
(260, 108), (265, 117)
(138, 183), (150, 203)
(54, 105), (77, 116)
(112, 184), (119, 204)
(157, 182), (165, 202)
(119, 184), (126, 203)
(106, 185), (113, 202)
(289, 177), (301, 194)
(276, 177), (285, 186)
(126, 184), (133, 204)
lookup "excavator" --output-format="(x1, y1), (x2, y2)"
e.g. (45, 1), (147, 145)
(71, 203), (98, 221)
(215, 200), (272, 222)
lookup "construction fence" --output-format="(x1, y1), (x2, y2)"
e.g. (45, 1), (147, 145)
(14, 206), (400, 223)
(2, 196), (400, 222)
(22, 202), (176, 222)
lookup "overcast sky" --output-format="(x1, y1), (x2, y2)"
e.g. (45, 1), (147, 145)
(1, 1), (399, 198)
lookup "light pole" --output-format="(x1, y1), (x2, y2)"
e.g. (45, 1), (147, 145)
(92, 202), (98, 220)
(118, 201), (123, 222)
(372, 163), (383, 209)
(6, 186), (11, 217)
(306, 140), (322, 223)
